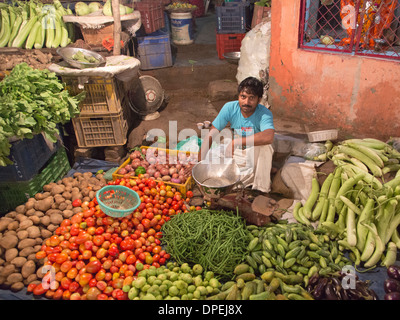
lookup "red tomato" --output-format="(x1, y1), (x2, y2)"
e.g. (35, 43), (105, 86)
(72, 199), (82, 207)
(86, 260), (102, 274)
(186, 190), (194, 198)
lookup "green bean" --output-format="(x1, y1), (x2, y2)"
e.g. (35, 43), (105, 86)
(161, 209), (250, 280)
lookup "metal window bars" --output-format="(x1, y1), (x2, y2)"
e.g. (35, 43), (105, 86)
(299, 0), (400, 60)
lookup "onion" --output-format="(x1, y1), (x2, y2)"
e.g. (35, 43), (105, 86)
(158, 156), (167, 164)
(131, 158), (141, 169)
(179, 175), (185, 183)
(147, 157), (157, 164)
(170, 178), (181, 184)
(169, 167), (177, 176)
(156, 164), (164, 171)
(160, 168), (169, 176)
(125, 164), (132, 172)
(141, 160), (150, 168)
(147, 168), (156, 177)
(172, 173), (179, 179)
(175, 164), (182, 170)
(118, 168), (127, 175)
(130, 150), (142, 159)
(153, 171), (161, 179)
(141, 148), (147, 154)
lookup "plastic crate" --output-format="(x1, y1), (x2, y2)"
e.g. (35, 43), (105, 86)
(112, 146), (196, 195)
(62, 76), (124, 115)
(135, 1), (165, 34)
(0, 147), (70, 214)
(307, 129), (339, 142)
(137, 30), (173, 70)
(72, 111), (128, 148)
(0, 133), (59, 182)
(216, 32), (246, 59)
(216, 2), (250, 34)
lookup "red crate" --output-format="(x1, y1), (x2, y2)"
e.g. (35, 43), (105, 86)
(216, 32), (246, 59)
(135, 1), (165, 34)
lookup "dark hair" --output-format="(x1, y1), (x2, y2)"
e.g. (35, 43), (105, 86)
(238, 77), (264, 98)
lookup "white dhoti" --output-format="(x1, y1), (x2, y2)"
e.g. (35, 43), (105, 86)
(233, 144), (274, 193)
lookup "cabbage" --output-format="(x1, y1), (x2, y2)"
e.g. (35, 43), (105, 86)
(88, 2), (102, 13)
(102, 0), (128, 16)
(119, 4), (126, 15)
(75, 2), (91, 16)
(125, 5), (133, 14)
(102, 0), (112, 16)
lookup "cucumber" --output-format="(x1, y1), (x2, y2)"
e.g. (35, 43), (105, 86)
(233, 263), (250, 275)
(235, 272), (256, 282)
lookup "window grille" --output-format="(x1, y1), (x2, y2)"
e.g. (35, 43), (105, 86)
(299, 0), (400, 60)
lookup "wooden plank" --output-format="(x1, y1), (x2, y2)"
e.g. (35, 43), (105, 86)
(112, 0), (121, 55)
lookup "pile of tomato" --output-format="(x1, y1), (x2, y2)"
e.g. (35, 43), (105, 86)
(28, 176), (194, 300)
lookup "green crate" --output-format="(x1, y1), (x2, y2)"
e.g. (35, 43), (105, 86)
(0, 147), (71, 215)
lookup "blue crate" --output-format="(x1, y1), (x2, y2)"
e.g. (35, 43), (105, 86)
(137, 30), (173, 70)
(0, 133), (59, 182)
(216, 2), (250, 34)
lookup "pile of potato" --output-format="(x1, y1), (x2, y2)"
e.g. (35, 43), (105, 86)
(0, 171), (107, 292)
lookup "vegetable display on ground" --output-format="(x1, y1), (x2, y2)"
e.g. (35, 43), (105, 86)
(116, 147), (196, 185)
(295, 138), (400, 270)
(161, 209), (250, 281)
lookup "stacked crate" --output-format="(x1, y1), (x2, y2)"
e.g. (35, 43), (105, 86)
(63, 76), (130, 148)
(137, 29), (173, 70)
(135, 0), (166, 35)
(135, 0), (173, 70)
(216, 0), (250, 59)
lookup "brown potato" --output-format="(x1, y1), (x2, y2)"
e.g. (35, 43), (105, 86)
(7, 221), (19, 231)
(0, 264), (16, 277)
(0, 234), (18, 250)
(34, 198), (54, 212)
(5, 248), (18, 262)
(18, 238), (36, 250)
(16, 230), (29, 240)
(10, 281), (25, 292)
(11, 257), (27, 268)
(7, 273), (23, 284)
(19, 247), (36, 257)
(26, 226), (41, 239)
(0, 218), (13, 232)
(21, 260), (36, 278)
(29, 215), (41, 225)
(18, 219), (33, 230)
(15, 205), (27, 214)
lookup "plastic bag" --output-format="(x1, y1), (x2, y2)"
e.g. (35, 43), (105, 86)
(236, 19), (271, 83)
(292, 142), (327, 160)
(388, 137), (400, 152)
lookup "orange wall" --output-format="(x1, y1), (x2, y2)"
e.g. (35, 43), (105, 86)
(268, 0), (400, 140)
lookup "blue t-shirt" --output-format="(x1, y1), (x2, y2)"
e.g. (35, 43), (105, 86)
(212, 101), (274, 137)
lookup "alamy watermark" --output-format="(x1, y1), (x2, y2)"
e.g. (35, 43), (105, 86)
(144, 121), (255, 167)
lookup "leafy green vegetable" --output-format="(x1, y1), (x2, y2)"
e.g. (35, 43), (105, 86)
(0, 63), (85, 166)
(135, 166), (146, 175)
